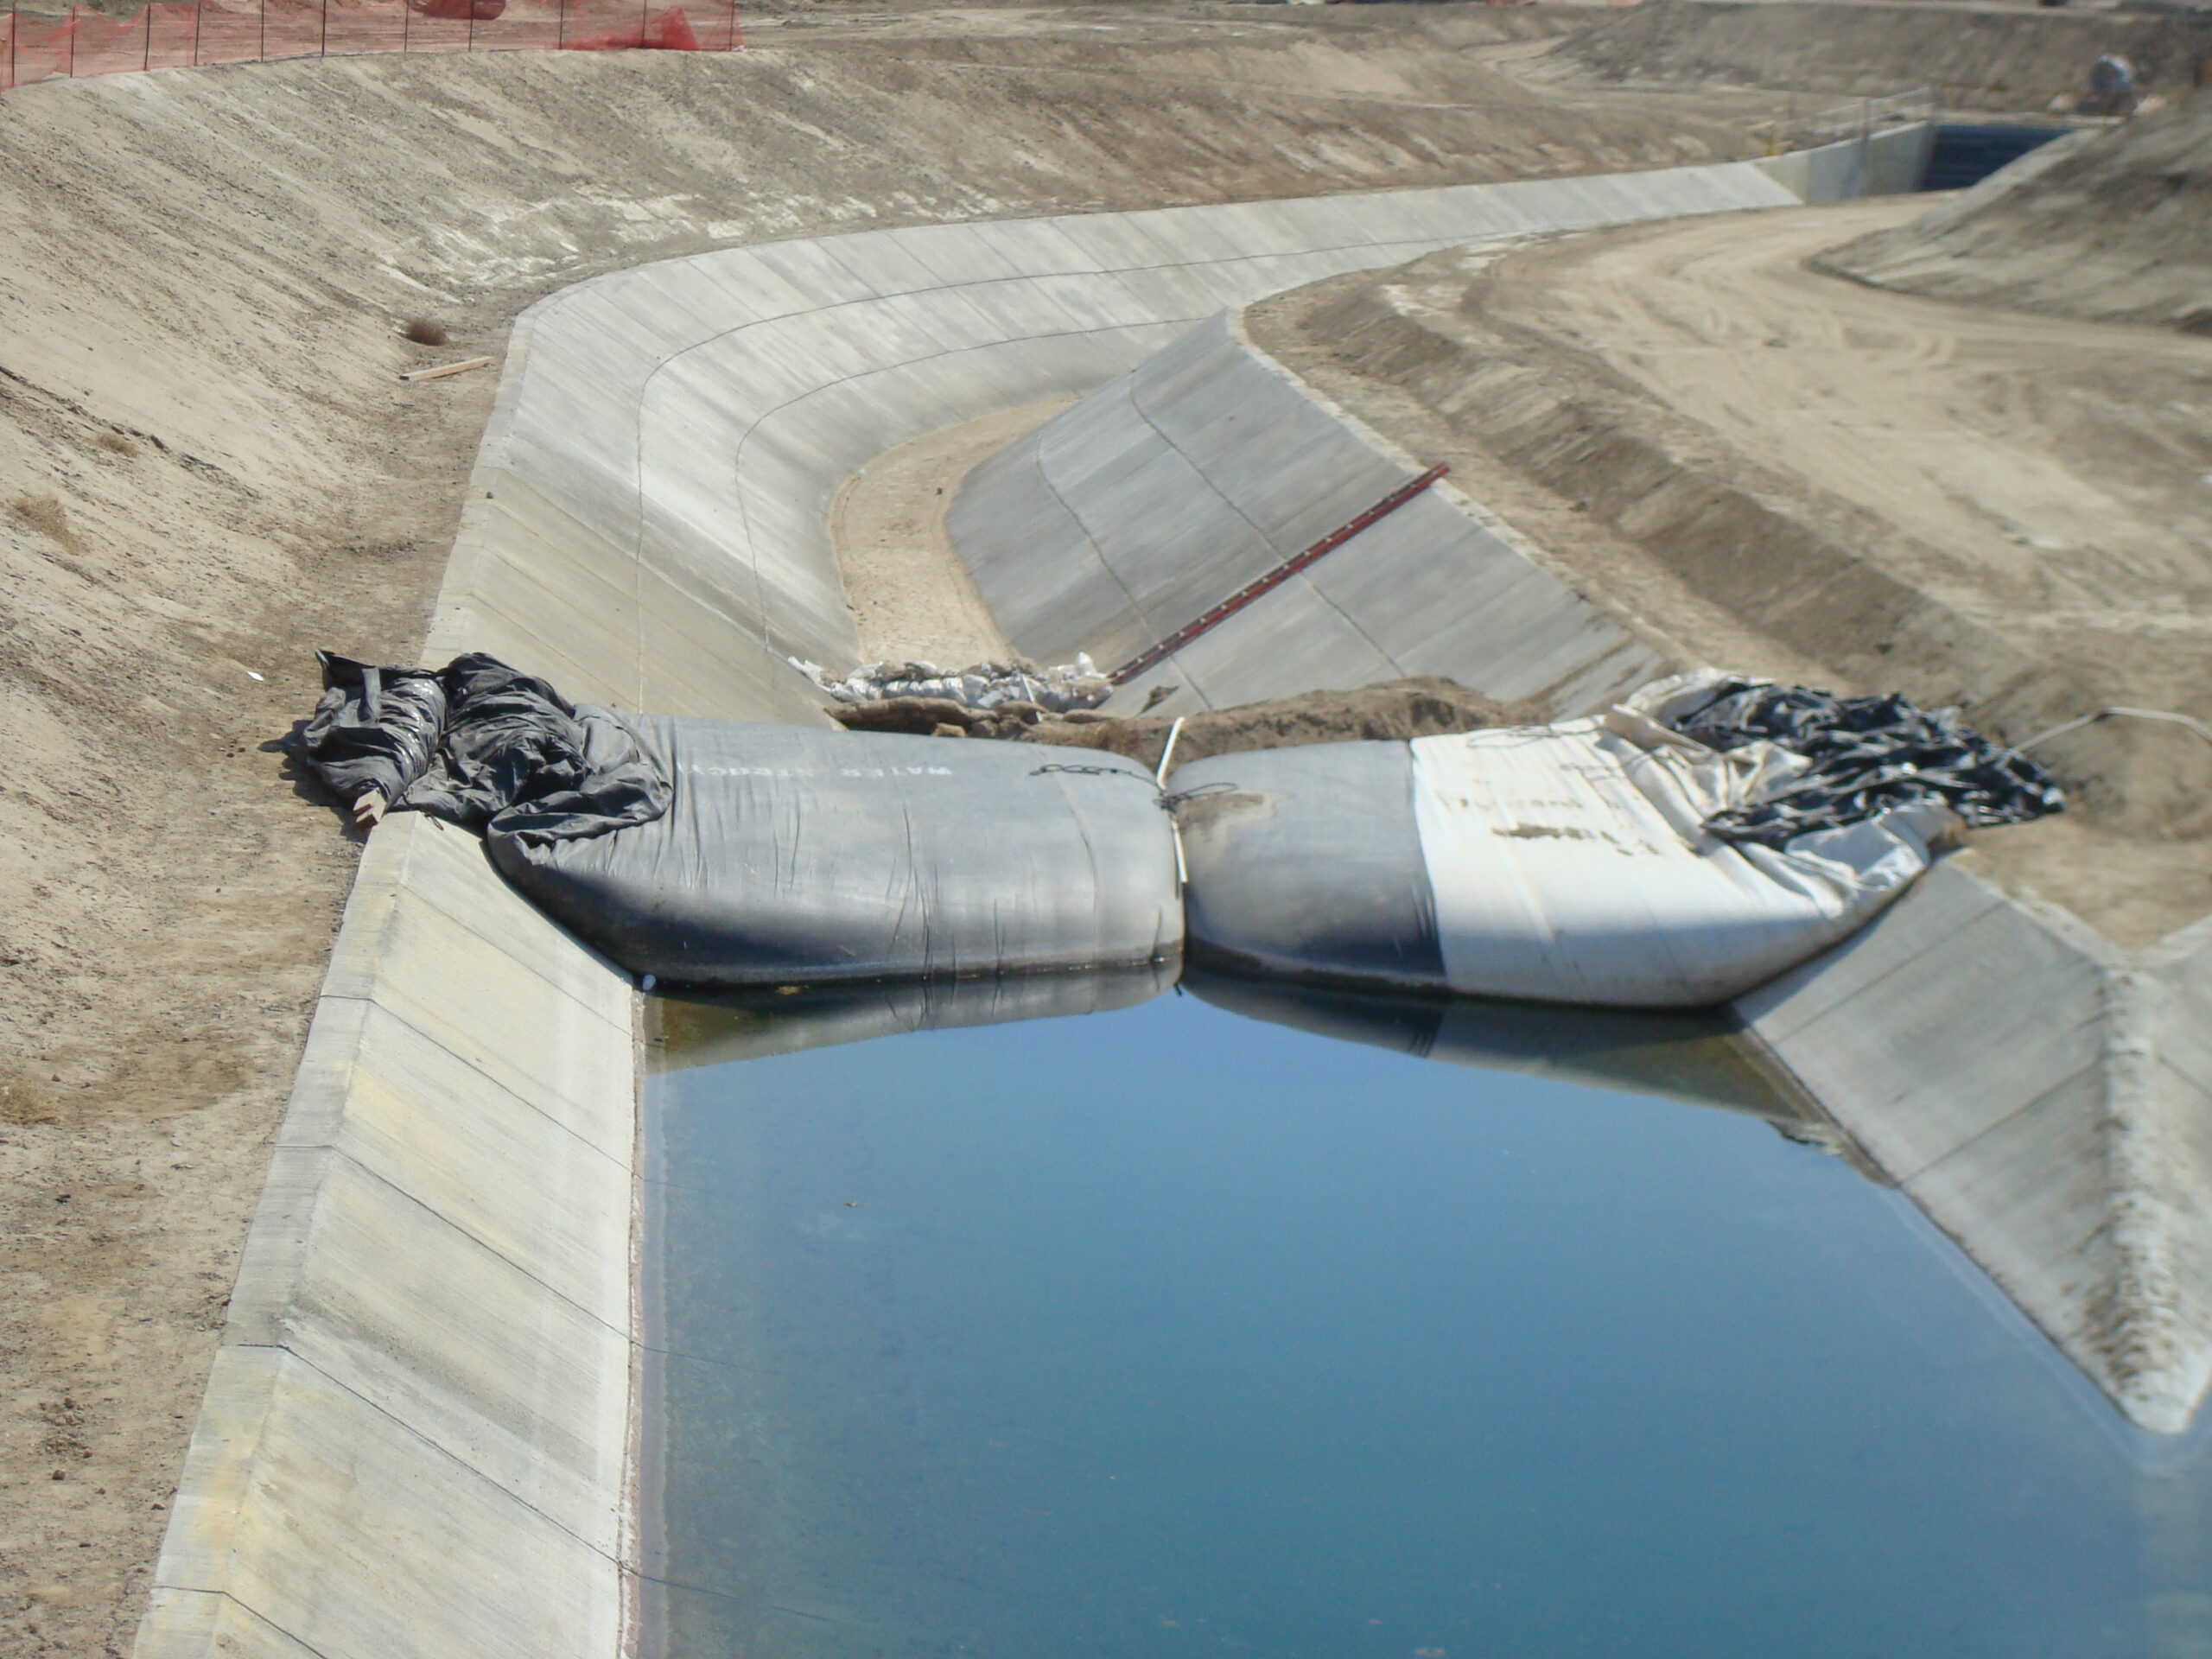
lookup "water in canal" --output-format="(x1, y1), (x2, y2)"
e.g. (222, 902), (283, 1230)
(639, 973), (2212, 1659)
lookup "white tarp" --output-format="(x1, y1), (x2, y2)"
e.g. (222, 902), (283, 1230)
(1408, 687), (1954, 1007)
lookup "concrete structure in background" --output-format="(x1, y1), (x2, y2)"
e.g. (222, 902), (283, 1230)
(1756, 118), (1933, 202)
(137, 138), (1928, 1659)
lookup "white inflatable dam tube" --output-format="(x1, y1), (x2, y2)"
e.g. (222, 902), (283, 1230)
(1173, 715), (1952, 1008)
(1410, 719), (1948, 1006)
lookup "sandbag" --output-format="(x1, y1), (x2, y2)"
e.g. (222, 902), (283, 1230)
(289, 651), (671, 843)
(291, 653), (450, 809)
(1171, 712), (1955, 1008)
(495, 721), (1184, 989)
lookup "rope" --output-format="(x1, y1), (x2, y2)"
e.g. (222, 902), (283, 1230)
(2016, 707), (2212, 754)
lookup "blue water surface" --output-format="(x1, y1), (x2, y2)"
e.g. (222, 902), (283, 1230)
(640, 986), (2212, 1659)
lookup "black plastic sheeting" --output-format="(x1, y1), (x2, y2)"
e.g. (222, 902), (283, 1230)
(290, 652), (672, 845)
(1666, 680), (2063, 850)
(290, 654), (448, 810)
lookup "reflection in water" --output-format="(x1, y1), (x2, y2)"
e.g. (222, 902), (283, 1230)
(1182, 969), (1807, 1122)
(655, 963), (1815, 1132)
(652, 963), (1176, 1071)
(642, 978), (2212, 1659)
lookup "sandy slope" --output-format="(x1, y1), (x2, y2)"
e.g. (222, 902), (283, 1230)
(1536, 0), (2212, 108)
(1249, 198), (2212, 945)
(1823, 90), (2212, 333)
(0, 15), (1785, 1653)
(828, 404), (1062, 668)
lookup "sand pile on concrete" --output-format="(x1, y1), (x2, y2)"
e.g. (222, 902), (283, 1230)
(1540, 0), (2212, 109)
(1822, 92), (2212, 333)
(830, 677), (1552, 772)
(1246, 200), (2212, 945)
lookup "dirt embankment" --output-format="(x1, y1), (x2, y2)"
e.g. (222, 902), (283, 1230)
(829, 404), (1065, 668)
(0, 18), (1783, 1654)
(1532, 0), (2212, 109)
(1247, 200), (2212, 946)
(829, 678), (1555, 772)
(1822, 90), (2212, 332)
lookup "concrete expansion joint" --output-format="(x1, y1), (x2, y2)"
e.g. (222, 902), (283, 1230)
(160, 1589), (337, 1659)
(308, 991), (633, 1170)
(295, 1137), (632, 1340)
(160, 1338), (624, 1616)
(1910, 1058), (2104, 1180)
(1027, 437), (1133, 622)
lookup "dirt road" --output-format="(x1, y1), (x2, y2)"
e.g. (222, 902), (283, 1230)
(1250, 198), (2212, 944)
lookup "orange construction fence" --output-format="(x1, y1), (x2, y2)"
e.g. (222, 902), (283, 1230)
(2, 0), (739, 89)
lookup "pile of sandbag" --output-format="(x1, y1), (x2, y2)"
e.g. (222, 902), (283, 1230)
(791, 654), (1110, 713)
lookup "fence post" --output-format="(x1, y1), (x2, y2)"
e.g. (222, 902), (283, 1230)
(555, 0), (563, 49)
(8, 1), (16, 90)
(257, 0), (264, 60)
(191, 0), (201, 64)
(142, 0), (149, 69)
(318, 0), (325, 58)
(66, 1), (75, 74)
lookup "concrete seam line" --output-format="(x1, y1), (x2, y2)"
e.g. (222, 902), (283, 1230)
(335, 998), (634, 1165)
(1891, 1055), (2109, 1187)
(218, 1339), (626, 1560)
(1117, 324), (1401, 670)
(187, 1588), (342, 1659)
(1033, 376), (1181, 664)
(1148, 432), (1407, 683)
(1748, 892), (2024, 1035)
(309, 1139), (632, 1337)
(335, 899), (636, 1041)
